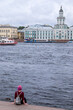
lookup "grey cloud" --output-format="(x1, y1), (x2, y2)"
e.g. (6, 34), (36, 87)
(0, 0), (73, 26)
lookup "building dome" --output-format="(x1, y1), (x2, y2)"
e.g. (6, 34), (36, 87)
(59, 6), (63, 12)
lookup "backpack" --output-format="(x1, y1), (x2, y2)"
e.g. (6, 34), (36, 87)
(15, 92), (22, 105)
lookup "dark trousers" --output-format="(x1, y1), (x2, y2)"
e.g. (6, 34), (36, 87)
(21, 97), (27, 104)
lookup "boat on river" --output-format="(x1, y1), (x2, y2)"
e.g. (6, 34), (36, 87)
(24, 38), (69, 43)
(0, 37), (17, 45)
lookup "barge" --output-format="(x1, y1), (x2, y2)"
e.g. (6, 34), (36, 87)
(24, 38), (69, 43)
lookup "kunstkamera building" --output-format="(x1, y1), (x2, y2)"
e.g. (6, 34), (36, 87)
(24, 6), (73, 43)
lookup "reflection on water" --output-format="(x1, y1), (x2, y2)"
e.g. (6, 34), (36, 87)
(0, 42), (73, 110)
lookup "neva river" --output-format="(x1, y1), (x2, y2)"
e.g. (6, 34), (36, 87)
(0, 42), (73, 110)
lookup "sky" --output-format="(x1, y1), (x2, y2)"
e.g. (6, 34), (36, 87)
(0, 0), (73, 27)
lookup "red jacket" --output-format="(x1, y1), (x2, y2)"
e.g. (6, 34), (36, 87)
(14, 91), (24, 101)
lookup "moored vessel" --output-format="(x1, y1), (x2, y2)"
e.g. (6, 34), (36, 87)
(0, 37), (17, 45)
(24, 38), (69, 43)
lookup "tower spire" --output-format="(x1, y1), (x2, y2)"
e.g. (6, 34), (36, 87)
(59, 6), (63, 12)
(57, 6), (65, 25)
(61, 6), (62, 9)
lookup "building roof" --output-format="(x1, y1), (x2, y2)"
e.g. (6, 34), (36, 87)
(70, 26), (73, 29)
(0, 25), (17, 28)
(26, 24), (53, 30)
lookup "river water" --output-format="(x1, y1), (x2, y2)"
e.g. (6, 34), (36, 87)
(0, 42), (73, 110)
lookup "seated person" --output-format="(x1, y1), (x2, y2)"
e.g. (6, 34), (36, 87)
(14, 85), (27, 105)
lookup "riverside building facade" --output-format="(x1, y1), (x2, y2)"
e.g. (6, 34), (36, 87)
(0, 25), (18, 39)
(17, 29), (24, 41)
(24, 6), (73, 42)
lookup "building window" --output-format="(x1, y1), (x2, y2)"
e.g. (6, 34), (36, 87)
(68, 37), (69, 39)
(40, 31), (42, 36)
(37, 31), (39, 35)
(62, 26), (64, 28)
(8, 30), (10, 32)
(8, 35), (10, 37)
(43, 31), (44, 36)
(46, 31), (47, 36)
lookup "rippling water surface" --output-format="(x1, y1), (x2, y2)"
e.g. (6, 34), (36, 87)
(0, 42), (73, 110)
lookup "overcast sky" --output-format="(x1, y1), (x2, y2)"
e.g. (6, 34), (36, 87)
(0, 0), (73, 27)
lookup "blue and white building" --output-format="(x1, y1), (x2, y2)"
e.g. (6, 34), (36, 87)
(24, 6), (73, 42)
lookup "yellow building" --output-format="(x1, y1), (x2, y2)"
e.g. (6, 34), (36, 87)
(17, 30), (24, 41)
(0, 25), (18, 39)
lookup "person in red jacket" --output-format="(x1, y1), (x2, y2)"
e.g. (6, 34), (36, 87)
(14, 85), (27, 105)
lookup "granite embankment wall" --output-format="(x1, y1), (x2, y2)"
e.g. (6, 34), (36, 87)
(0, 101), (67, 110)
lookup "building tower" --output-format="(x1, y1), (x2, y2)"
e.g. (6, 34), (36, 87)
(57, 6), (65, 25)
(54, 6), (68, 29)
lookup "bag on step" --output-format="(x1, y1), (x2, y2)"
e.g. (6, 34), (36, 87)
(15, 92), (22, 105)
